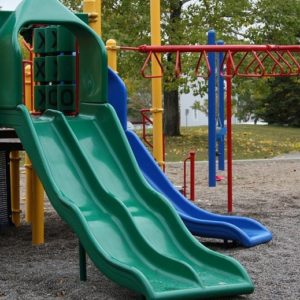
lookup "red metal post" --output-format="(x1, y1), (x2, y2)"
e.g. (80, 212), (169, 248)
(30, 53), (34, 109)
(183, 158), (187, 197)
(22, 61), (26, 104)
(226, 60), (233, 213)
(183, 151), (196, 201)
(140, 109), (153, 149)
(190, 151), (196, 201)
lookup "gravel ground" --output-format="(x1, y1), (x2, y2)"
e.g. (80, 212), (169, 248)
(0, 158), (299, 300)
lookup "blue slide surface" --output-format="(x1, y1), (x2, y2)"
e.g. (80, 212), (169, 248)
(108, 69), (272, 248)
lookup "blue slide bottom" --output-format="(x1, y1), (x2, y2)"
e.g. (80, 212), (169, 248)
(126, 130), (272, 248)
(107, 68), (272, 248)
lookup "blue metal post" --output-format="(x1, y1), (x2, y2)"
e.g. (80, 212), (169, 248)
(208, 30), (216, 187)
(217, 40), (225, 171)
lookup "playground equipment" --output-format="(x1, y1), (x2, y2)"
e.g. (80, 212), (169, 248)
(107, 66), (273, 247)
(150, 0), (164, 169)
(208, 31), (226, 188)
(0, 0), (255, 298)
(120, 43), (300, 213)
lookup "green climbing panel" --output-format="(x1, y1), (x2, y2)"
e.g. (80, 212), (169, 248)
(34, 85), (46, 111)
(45, 26), (57, 54)
(45, 56), (57, 82)
(33, 25), (76, 113)
(34, 57), (46, 82)
(57, 55), (76, 81)
(57, 26), (76, 52)
(33, 27), (46, 54)
(46, 85), (57, 110)
(57, 84), (76, 111)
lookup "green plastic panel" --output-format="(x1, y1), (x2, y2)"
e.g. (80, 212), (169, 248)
(0, 11), (13, 27)
(46, 85), (58, 110)
(33, 27), (46, 54)
(75, 13), (89, 25)
(0, 0), (107, 109)
(57, 26), (76, 53)
(34, 57), (46, 82)
(57, 55), (75, 82)
(45, 26), (57, 54)
(57, 84), (76, 111)
(45, 56), (57, 82)
(34, 85), (46, 112)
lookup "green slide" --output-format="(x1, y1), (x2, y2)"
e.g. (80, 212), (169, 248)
(0, 0), (253, 297)
(4, 104), (253, 299)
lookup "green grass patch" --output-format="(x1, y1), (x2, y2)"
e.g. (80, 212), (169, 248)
(138, 125), (300, 161)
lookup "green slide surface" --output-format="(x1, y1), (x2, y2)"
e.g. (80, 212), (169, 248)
(9, 104), (253, 299)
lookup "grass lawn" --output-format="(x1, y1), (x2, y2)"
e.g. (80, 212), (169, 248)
(140, 125), (300, 162)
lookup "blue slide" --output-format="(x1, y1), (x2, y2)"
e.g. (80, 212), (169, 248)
(108, 69), (272, 248)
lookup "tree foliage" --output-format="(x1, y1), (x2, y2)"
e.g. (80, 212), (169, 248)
(256, 78), (300, 126)
(59, 0), (82, 11)
(59, 0), (300, 130)
(235, 0), (300, 126)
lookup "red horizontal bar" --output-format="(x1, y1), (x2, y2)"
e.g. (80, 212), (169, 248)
(133, 44), (300, 53)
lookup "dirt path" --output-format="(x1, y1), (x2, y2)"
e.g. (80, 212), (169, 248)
(0, 159), (299, 299)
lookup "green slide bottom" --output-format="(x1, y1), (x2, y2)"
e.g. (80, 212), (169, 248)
(10, 104), (253, 299)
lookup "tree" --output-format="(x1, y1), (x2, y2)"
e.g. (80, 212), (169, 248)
(248, 0), (300, 45)
(258, 77), (300, 126)
(59, 0), (82, 11)
(238, 0), (300, 125)
(60, 0), (300, 132)
(235, 78), (270, 123)
(161, 0), (254, 135)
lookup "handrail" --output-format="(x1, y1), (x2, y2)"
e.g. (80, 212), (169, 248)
(140, 108), (165, 172)
(140, 109), (153, 149)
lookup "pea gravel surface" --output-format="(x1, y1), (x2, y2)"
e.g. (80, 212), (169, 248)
(0, 158), (299, 300)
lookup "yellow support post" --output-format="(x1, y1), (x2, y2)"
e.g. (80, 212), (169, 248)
(24, 65), (33, 223)
(83, 0), (102, 36)
(150, 0), (164, 169)
(10, 151), (21, 227)
(106, 39), (118, 72)
(24, 64), (32, 109)
(24, 59), (45, 245)
(24, 154), (32, 223)
(31, 172), (44, 245)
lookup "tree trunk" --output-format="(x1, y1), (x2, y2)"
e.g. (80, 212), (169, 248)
(163, 1), (183, 136)
(163, 89), (181, 136)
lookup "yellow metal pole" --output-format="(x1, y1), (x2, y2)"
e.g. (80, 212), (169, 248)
(83, 0), (102, 36)
(24, 65), (33, 223)
(31, 172), (44, 245)
(24, 59), (45, 245)
(106, 39), (118, 72)
(10, 151), (21, 227)
(150, 0), (164, 168)
(24, 154), (32, 223)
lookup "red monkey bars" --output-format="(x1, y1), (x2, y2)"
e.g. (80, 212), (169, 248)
(121, 44), (300, 79)
(121, 43), (300, 212)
